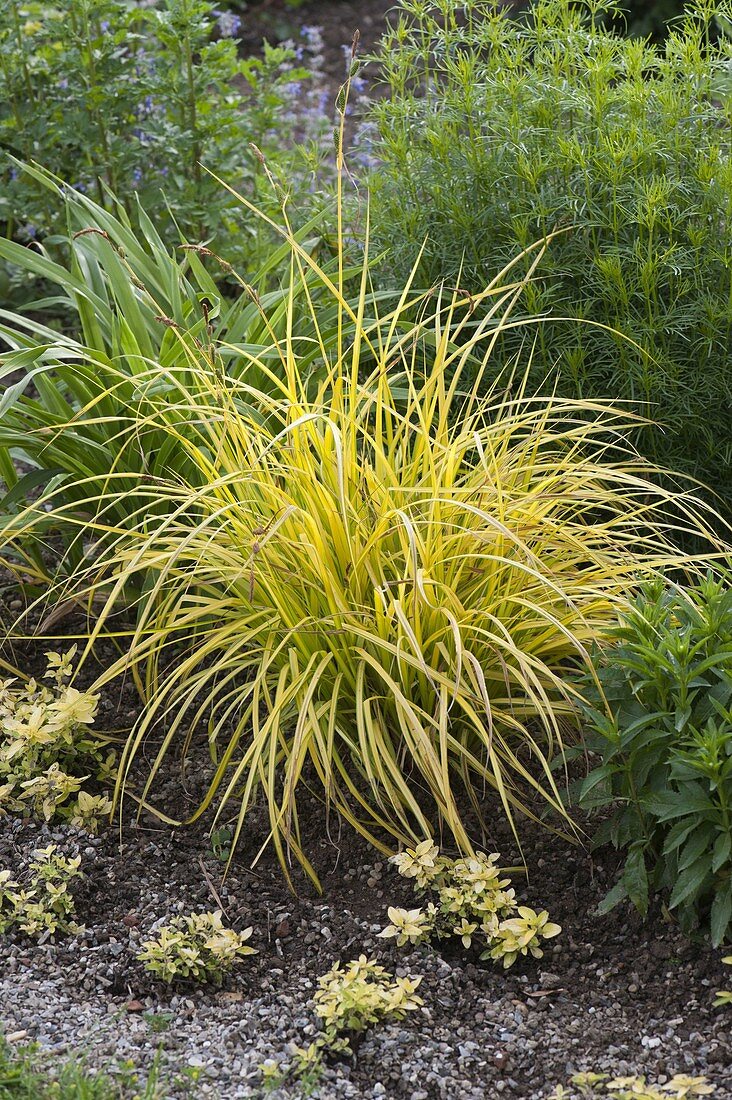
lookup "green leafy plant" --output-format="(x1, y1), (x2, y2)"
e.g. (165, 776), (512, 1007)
(575, 572), (732, 946)
(137, 909), (256, 984)
(0, 844), (82, 937)
(143, 1012), (173, 1034)
(209, 826), (232, 863)
(0, 1034), (165, 1099)
(0, 0), (328, 296)
(366, 0), (732, 511)
(378, 841), (561, 967)
(0, 646), (113, 828)
(714, 954), (732, 1006)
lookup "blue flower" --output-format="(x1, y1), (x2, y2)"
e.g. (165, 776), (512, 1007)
(217, 12), (241, 37)
(301, 25), (325, 53)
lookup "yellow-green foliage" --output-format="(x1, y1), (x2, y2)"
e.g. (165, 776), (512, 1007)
(313, 955), (423, 1041)
(261, 954), (422, 1090)
(378, 840), (560, 967)
(0, 648), (113, 830)
(0, 844), (82, 937)
(551, 1072), (715, 1099)
(2, 169), (722, 887)
(137, 910), (256, 984)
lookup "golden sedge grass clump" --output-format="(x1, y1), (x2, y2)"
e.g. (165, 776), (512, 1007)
(0, 94), (723, 887)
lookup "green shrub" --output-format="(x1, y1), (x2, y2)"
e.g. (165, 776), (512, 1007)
(0, 647), (113, 828)
(576, 572), (732, 946)
(261, 955), (423, 1091)
(0, 844), (82, 937)
(312, 955), (423, 1042)
(0, 0), (327, 302)
(137, 910), (256, 983)
(366, 0), (732, 509)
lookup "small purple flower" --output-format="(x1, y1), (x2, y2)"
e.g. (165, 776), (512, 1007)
(283, 81), (302, 98)
(59, 78), (68, 89)
(301, 25), (324, 53)
(132, 168), (143, 184)
(100, 20), (110, 32)
(217, 11), (241, 37)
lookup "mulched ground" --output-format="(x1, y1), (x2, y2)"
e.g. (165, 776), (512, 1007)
(0, 617), (730, 1099)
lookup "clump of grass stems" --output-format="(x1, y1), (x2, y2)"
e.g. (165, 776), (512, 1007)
(0, 66), (726, 888)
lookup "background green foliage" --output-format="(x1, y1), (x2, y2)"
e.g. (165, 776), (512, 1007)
(366, 0), (732, 510)
(0, 0), (326, 305)
(576, 573), (732, 946)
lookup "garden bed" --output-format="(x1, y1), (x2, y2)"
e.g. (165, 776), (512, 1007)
(2, 2), (732, 1097)
(0, 656), (729, 1099)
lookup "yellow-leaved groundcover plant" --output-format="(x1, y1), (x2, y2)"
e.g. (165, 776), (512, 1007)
(0, 157), (721, 888)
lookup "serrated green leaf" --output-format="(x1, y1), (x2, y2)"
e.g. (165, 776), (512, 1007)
(678, 825), (714, 873)
(662, 818), (698, 855)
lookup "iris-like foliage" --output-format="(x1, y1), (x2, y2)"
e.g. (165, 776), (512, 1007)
(0, 174), (336, 553)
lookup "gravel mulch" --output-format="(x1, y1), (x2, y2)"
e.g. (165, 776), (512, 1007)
(1, 786), (730, 1099)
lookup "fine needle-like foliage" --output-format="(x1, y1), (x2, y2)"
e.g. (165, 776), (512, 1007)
(0, 79), (723, 889)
